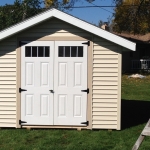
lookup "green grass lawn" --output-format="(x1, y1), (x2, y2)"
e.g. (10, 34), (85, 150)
(0, 126), (149, 150)
(122, 75), (150, 100)
(1, 75), (150, 150)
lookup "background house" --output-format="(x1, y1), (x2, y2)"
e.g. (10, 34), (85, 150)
(116, 33), (150, 73)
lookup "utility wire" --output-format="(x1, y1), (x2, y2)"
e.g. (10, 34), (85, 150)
(57, 5), (150, 8)
(88, 1), (115, 27)
(87, 2), (114, 14)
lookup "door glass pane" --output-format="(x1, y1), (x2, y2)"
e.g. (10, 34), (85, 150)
(59, 46), (64, 57)
(45, 47), (50, 57)
(25, 46), (31, 57)
(78, 46), (83, 57)
(32, 47), (37, 57)
(65, 46), (70, 57)
(38, 47), (44, 57)
(71, 46), (77, 57)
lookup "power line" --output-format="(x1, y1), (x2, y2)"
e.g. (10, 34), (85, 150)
(58, 5), (150, 8)
(88, 2), (114, 14)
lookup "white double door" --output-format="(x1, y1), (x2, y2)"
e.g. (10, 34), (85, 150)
(21, 41), (87, 126)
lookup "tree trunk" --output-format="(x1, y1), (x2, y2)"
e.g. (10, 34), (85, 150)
(22, 0), (27, 20)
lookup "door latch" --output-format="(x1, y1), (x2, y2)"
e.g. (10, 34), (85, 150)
(81, 88), (89, 94)
(49, 90), (54, 93)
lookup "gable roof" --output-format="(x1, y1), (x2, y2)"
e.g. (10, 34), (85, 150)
(0, 8), (136, 51)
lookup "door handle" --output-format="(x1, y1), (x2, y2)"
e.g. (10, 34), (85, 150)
(49, 90), (54, 93)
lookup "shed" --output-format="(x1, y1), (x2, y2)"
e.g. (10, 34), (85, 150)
(0, 8), (136, 130)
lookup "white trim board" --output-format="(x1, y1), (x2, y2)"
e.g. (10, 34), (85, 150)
(0, 8), (136, 51)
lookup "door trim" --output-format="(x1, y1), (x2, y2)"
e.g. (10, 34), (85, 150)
(16, 37), (93, 129)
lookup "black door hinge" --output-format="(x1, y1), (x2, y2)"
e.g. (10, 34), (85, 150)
(19, 88), (27, 93)
(81, 121), (89, 126)
(19, 120), (27, 125)
(82, 41), (90, 46)
(81, 88), (89, 94)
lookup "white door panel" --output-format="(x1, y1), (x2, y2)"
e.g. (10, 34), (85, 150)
(21, 41), (54, 125)
(54, 41), (87, 126)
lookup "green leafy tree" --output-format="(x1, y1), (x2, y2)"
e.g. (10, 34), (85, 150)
(22, 0), (42, 20)
(0, 0), (22, 30)
(113, 0), (150, 34)
(0, 0), (42, 31)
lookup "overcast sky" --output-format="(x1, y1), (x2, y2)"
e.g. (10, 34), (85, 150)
(0, 0), (115, 25)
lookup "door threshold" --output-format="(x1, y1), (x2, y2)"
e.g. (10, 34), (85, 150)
(21, 125), (88, 130)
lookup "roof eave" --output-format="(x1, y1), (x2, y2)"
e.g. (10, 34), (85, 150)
(0, 8), (136, 51)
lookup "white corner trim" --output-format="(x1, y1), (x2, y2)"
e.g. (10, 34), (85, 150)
(0, 8), (136, 51)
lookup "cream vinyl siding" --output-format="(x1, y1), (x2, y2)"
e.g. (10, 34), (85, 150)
(0, 37), (17, 127)
(92, 36), (120, 129)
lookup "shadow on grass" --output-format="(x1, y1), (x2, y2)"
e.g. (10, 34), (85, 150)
(121, 99), (150, 129)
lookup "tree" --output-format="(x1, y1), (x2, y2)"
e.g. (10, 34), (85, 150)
(0, 0), (43, 31)
(44, 0), (79, 11)
(0, 0), (22, 30)
(112, 0), (150, 34)
(22, 0), (42, 20)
